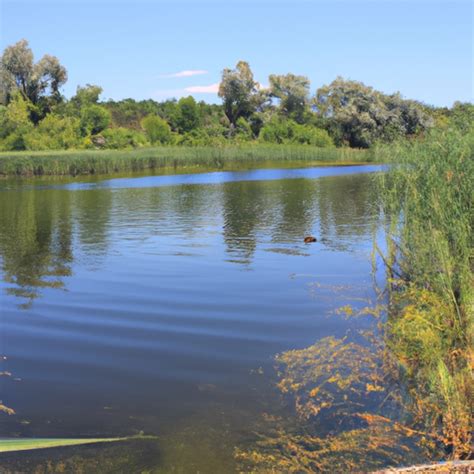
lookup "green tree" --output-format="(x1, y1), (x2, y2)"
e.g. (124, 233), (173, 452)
(70, 84), (103, 108)
(24, 115), (82, 150)
(175, 96), (200, 133)
(0, 39), (67, 112)
(101, 127), (148, 149)
(218, 61), (264, 128)
(80, 104), (111, 135)
(0, 92), (34, 150)
(269, 73), (310, 122)
(141, 114), (172, 144)
(315, 77), (432, 147)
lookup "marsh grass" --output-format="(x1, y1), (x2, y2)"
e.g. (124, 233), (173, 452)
(0, 144), (372, 177)
(376, 126), (474, 458)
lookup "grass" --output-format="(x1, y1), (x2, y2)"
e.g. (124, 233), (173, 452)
(0, 144), (373, 177)
(376, 126), (474, 459)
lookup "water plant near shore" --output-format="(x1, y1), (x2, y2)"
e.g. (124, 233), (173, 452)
(0, 144), (372, 177)
(376, 126), (474, 459)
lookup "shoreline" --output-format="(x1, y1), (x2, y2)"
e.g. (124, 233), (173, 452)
(0, 145), (373, 177)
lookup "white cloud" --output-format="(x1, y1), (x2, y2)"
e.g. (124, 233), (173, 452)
(184, 83), (220, 94)
(160, 70), (208, 78)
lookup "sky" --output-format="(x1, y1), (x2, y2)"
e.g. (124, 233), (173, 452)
(0, 0), (472, 107)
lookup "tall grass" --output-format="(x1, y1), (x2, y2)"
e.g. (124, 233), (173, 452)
(376, 126), (473, 458)
(0, 144), (372, 177)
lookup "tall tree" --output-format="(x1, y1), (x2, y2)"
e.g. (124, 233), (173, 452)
(269, 73), (310, 122)
(218, 61), (263, 128)
(0, 39), (67, 108)
(314, 77), (432, 147)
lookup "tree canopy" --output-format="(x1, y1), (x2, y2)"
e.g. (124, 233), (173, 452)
(0, 40), (456, 152)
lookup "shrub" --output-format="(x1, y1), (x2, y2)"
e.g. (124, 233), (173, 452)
(24, 115), (82, 150)
(141, 114), (172, 144)
(80, 105), (111, 135)
(101, 127), (148, 149)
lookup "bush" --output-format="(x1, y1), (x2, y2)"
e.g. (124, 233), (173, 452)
(80, 105), (111, 136)
(24, 115), (82, 150)
(259, 117), (333, 147)
(101, 127), (148, 149)
(141, 114), (172, 144)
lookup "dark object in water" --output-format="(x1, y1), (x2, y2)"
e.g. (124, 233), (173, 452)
(304, 236), (317, 243)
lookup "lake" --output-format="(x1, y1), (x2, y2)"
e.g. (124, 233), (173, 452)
(0, 164), (421, 472)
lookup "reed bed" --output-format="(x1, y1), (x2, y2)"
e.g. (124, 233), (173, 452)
(0, 144), (372, 176)
(376, 126), (474, 459)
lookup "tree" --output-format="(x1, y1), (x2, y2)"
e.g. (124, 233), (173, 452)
(218, 61), (264, 128)
(0, 39), (67, 109)
(175, 96), (200, 133)
(269, 73), (310, 122)
(314, 77), (431, 147)
(0, 92), (34, 150)
(141, 114), (171, 144)
(80, 104), (111, 135)
(71, 84), (103, 108)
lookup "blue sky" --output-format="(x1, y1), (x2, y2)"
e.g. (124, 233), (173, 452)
(1, 0), (472, 107)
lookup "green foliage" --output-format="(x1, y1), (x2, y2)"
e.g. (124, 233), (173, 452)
(0, 145), (370, 176)
(315, 77), (433, 147)
(269, 73), (310, 122)
(218, 61), (266, 127)
(0, 92), (34, 150)
(80, 104), (111, 135)
(71, 84), (103, 107)
(259, 117), (333, 147)
(0, 39), (67, 119)
(448, 102), (474, 132)
(101, 127), (148, 149)
(140, 114), (172, 144)
(378, 126), (474, 458)
(24, 114), (82, 150)
(175, 96), (201, 133)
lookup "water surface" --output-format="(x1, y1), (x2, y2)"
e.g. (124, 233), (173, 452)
(0, 165), (393, 472)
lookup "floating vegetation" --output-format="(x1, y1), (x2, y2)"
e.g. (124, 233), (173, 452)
(235, 329), (437, 473)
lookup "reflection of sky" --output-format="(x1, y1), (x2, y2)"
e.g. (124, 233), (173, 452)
(43, 165), (385, 191)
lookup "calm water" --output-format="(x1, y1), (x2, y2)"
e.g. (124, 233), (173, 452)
(0, 165), (389, 472)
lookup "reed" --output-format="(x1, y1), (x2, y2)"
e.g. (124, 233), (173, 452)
(0, 144), (372, 177)
(376, 126), (474, 458)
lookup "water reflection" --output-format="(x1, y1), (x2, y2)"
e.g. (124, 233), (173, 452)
(0, 166), (390, 472)
(0, 170), (379, 305)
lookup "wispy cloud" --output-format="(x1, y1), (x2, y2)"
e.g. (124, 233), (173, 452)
(184, 83), (219, 94)
(160, 69), (208, 78)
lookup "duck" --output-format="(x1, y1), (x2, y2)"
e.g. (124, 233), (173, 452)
(304, 236), (317, 243)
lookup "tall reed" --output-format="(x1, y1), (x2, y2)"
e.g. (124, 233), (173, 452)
(0, 144), (372, 177)
(376, 126), (473, 458)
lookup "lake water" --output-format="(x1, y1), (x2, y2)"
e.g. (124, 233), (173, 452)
(0, 164), (416, 472)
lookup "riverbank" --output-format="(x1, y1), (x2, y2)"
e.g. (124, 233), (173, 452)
(377, 126), (473, 460)
(0, 144), (372, 177)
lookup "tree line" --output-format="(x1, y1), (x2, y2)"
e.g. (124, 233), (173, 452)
(0, 39), (471, 152)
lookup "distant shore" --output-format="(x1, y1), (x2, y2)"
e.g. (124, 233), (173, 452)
(0, 145), (373, 177)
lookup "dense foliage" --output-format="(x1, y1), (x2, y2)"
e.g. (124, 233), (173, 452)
(0, 39), (458, 152)
(376, 118), (474, 459)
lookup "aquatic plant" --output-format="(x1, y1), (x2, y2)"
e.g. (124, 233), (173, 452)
(376, 125), (474, 459)
(0, 144), (372, 177)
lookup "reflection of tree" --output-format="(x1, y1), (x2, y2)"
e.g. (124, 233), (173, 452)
(316, 173), (379, 250)
(0, 189), (73, 305)
(271, 179), (318, 242)
(74, 189), (112, 258)
(222, 181), (267, 264)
